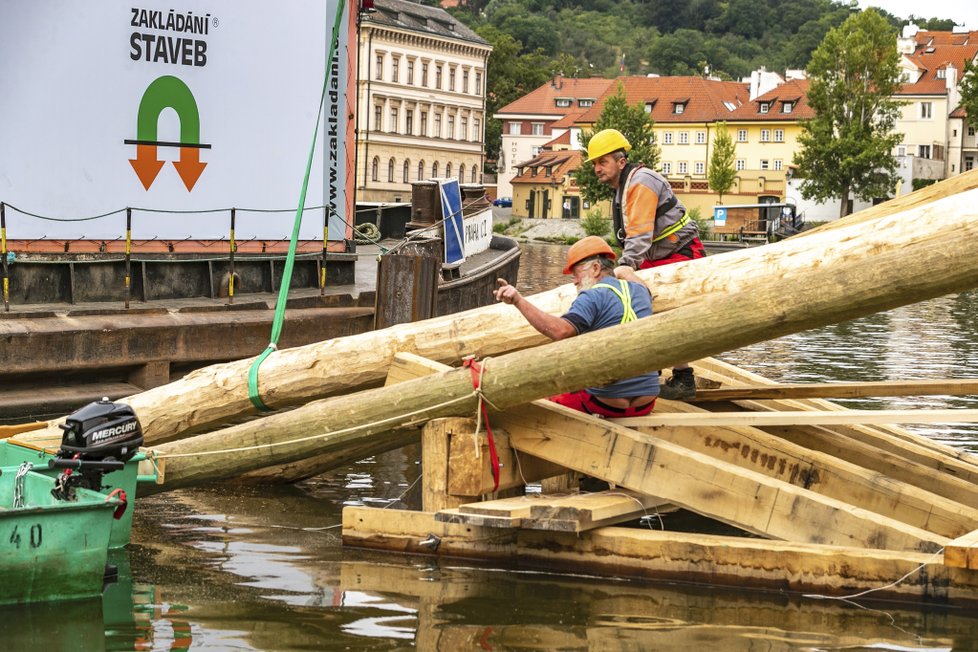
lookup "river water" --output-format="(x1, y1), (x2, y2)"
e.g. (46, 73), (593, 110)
(4, 242), (978, 650)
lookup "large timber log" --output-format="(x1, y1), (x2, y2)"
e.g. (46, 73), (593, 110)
(15, 171), (978, 448)
(136, 184), (978, 493)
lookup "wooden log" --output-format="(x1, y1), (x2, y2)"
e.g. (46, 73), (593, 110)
(496, 401), (947, 552)
(620, 408), (978, 427)
(138, 186), (978, 494)
(691, 379), (978, 402)
(342, 506), (978, 605)
(19, 173), (978, 448)
(944, 529), (978, 570)
(626, 401), (978, 538)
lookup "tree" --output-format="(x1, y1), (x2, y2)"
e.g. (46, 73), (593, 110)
(576, 83), (660, 204)
(959, 58), (978, 134)
(708, 122), (736, 203)
(793, 9), (903, 218)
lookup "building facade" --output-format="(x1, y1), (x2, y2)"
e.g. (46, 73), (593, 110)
(357, 0), (491, 203)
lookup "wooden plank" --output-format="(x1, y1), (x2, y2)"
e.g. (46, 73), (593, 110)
(497, 401), (948, 552)
(423, 418), (476, 512)
(434, 508), (522, 529)
(624, 401), (978, 539)
(341, 506), (978, 605)
(619, 408), (978, 427)
(944, 529), (978, 570)
(691, 379), (978, 402)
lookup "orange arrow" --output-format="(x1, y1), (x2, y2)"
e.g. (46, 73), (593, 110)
(173, 146), (207, 191)
(128, 144), (165, 191)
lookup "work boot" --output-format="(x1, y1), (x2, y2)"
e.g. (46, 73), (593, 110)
(658, 368), (696, 401)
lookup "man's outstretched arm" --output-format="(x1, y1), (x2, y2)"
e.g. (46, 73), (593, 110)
(494, 279), (577, 341)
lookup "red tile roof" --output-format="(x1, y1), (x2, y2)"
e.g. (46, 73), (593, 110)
(511, 150), (582, 185)
(729, 79), (815, 121)
(914, 30), (978, 47)
(496, 77), (616, 117)
(543, 131), (572, 148)
(577, 76), (749, 124)
(899, 31), (978, 96)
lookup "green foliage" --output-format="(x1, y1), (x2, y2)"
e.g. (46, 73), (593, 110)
(793, 9), (903, 218)
(708, 122), (736, 203)
(959, 59), (978, 134)
(912, 178), (939, 191)
(580, 208), (611, 237)
(576, 83), (660, 204)
(686, 206), (711, 237)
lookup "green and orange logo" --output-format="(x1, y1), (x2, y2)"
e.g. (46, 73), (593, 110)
(126, 75), (208, 191)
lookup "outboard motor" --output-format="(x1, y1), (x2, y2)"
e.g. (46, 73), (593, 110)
(50, 398), (143, 500)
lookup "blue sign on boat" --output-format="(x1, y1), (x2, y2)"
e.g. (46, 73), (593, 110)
(713, 207), (727, 226)
(439, 178), (465, 268)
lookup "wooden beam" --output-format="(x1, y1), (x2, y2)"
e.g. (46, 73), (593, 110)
(342, 506), (978, 605)
(448, 429), (568, 496)
(944, 530), (978, 570)
(691, 379), (978, 402)
(619, 409), (978, 428)
(496, 401), (948, 552)
(423, 418), (477, 512)
(624, 401), (978, 539)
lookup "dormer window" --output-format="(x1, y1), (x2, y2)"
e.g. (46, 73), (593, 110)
(936, 68), (946, 79)
(555, 97), (572, 108)
(782, 101), (793, 113)
(579, 98), (594, 108)
(759, 102), (770, 114)
(672, 102), (686, 115)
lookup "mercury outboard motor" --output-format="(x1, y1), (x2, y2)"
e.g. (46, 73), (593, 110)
(50, 398), (143, 500)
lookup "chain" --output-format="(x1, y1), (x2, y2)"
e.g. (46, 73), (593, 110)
(13, 461), (33, 508)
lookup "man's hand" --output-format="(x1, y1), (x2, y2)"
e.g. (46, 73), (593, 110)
(613, 265), (642, 284)
(495, 278), (522, 306)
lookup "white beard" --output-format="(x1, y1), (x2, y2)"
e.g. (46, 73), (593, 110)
(576, 275), (597, 292)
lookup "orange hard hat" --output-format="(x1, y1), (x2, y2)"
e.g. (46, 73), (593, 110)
(563, 236), (616, 274)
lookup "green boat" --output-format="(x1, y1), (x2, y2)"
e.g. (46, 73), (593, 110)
(0, 464), (123, 605)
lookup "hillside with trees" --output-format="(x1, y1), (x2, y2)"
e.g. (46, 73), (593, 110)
(432, 0), (961, 167)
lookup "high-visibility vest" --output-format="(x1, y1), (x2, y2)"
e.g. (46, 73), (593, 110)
(593, 279), (639, 325)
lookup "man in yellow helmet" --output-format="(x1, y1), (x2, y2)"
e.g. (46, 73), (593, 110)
(586, 128), (703, 400)
(494, 236), (659, 419)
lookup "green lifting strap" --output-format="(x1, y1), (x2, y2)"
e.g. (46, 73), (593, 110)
(248, 0), (347, 411)
(593, 280), (638, 325)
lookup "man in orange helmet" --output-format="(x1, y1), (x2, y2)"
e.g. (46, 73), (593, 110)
(587, 127), (703, 400)
(494, 236), (659, 419)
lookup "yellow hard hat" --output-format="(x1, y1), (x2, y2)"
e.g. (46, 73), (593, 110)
(586, 128), (631, 162)
(563, 236), (617, 274)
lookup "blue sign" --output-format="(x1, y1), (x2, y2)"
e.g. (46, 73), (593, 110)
(439, 178), (465, 267)
(713, 207), (727, 226)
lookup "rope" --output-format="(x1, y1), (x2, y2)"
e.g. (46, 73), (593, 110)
(246, 0), (347, 411)
(802, 547), (946, 602)
(463, 356), (500, 492)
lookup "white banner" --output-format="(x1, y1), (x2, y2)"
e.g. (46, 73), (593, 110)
(462, 208), (492, 257)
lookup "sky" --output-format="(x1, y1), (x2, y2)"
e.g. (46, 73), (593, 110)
(858, 0), (976, 29)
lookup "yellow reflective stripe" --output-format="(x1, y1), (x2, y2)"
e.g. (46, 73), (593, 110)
(651, 211), (689, 244)
(593, 280), (638, 325)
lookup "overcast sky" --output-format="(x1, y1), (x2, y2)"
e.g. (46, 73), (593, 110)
(858, 1), (975, 29)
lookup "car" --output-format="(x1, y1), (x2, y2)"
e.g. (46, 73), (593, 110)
(492, 196), (512, 208)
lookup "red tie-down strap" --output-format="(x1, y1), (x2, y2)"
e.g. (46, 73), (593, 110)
(462, 357), (500, 492)
(105, 488), (128, 520)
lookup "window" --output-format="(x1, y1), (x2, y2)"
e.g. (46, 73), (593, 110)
(579, 98), (594, 108)
(774, 160), (783, 171)
(388, 158), (395, 182)
(460, 117), (467, 141)
(418, 160), (425, 180)
(446, 162), (452, 178)
(435, 65), (443, 89)
(405, 110), (413, 135)
(759, 102), (769, 114)
(919, 144), (931, 158)
(782, 101), (793, 113)
(462, 70), (469, 93)
(449, 67), (456, 91)
(532, 122), (544, 136)
(678, 131), (689, 144)
(774, 129), (784, 142)
(459, 163), (465, 181)
(509, 121), (520, 135)
(937, 68), (946, 79)
(421, 62), (429, 86)
(374, 53), (384, 80)
(474, 118), (480, 138)
(897, 145), (906, 156)
(406, 59), (414, 85)
(390, 107), (398, 133)
(966, 156), (975, 171)
(371, 156), (379, 181)
(374, 105), (382, 130)
(471, 166), (477, 183)
(696, 131), (706, 144)
(737, 129), (748, 142)
(970, 127), (976, 137)
(420, 111), (427, 136)
(921, 102), (932, 119)
(432, 161), (439, 177)
(434, 113), (442, 138)
(663, 132), (673, 145)
(403, 160), (410, 183)
(694, 161), (705, 175)
(736, 159), (745, 171)
(447, 115), (455, 139)
(475, 71), (482, 94)
(391, 57), (399, 83)
(678, 161), (688, 174)
(760, 129), (771, 142)
(760, 159), (769, 170)
(662, 162), (672, 175)
(645, 102), (654, 113)
(556, 98), (572, 108)
(673, 102), (686, 114)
